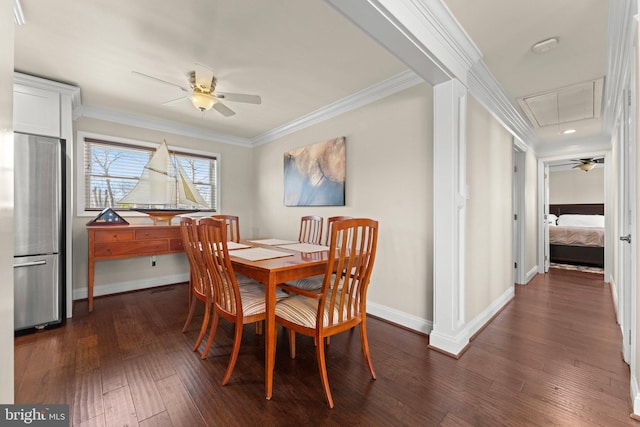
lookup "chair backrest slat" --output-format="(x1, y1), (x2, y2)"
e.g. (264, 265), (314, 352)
(180, 217), (210, 298)
(319, 218), (378, 328)
(299, 215), (323, 244)
(199, 217), (242, 318)
(212, 214), (241, 243)
(324, 216), (352, 245)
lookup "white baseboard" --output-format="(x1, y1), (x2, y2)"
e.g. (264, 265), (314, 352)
(632, 373), (640, 417)
(429, 329), (470, 356)
(526, 265), (539, 284)
(367, 301), (432, 334)
(411, 285), (515, 357)
(465, 286), (515, 340)
(73, 273), (189, 300)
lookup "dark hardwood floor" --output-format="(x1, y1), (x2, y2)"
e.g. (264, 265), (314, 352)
(14, 269), (638, 426)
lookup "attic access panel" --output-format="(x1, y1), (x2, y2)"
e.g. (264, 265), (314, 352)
(517, 78), (604, 128)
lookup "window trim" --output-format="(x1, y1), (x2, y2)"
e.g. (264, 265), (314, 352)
(76, 131), (221, 217)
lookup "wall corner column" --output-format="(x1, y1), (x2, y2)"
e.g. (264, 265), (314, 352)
(0, 0), (15, 404)
(430, 79), (469, 357)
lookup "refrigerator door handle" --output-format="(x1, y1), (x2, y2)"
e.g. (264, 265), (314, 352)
(13, 260), (47, 268)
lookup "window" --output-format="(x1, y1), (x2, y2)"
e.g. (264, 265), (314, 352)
(78, 132), (218, 214)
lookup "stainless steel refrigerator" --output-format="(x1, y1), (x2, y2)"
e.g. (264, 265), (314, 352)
(13, 133), (65, 332)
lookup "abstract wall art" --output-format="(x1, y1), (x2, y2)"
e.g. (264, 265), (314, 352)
(283, 137), (346, 206)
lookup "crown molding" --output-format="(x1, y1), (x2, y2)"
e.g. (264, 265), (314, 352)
(14, 72), (82, 111)
(75, 70), (422, 148)
(467, 61), (539, 146)
(326, 0), (538, 150)
(535, 133), (611, 158)
(78, 105), (252, 147)
(398, 0), (483, 77)
(251, 69), (423, 146)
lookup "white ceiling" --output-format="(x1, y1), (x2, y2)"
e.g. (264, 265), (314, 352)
(443, 0), (609, 147)
(14, 0), (408, 141)
(13, 0), (613, 150)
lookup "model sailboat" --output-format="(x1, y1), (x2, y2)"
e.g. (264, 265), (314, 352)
(119, 140), (209, 224)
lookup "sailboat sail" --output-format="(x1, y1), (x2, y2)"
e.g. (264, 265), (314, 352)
(176, 162), (209, 207)
(119, 140), (209, 209)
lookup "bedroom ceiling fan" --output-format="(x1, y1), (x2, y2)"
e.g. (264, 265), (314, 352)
(551, 157), (604, 172)
(570, 157), (604, 172)
(132, 63), (261, 117)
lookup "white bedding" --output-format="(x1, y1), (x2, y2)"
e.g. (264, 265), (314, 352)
(556, 214), (605, 228)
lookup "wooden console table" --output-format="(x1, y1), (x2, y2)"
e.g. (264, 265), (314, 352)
(86, 224), (184, 311)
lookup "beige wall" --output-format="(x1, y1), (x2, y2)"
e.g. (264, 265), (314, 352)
(0, 0), (14, 403)
(252, 83), (434, 320)
(72, 117), (254, 297)
(525, 148), (538, 275)
(549, 167), (604, 204)
(465, 96), (513, 321)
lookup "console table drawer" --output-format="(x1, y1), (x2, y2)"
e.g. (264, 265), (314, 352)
(135, 228), (181, 240)
(94, 230), (135, 243)
(170, 238), (185, 251)
(94, 240), (169, 257)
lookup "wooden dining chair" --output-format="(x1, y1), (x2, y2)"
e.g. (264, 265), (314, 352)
(298, 215), (323, 245)
(213, 214), (240, 243)
(275, 218), (379, 408)
(179, 217), (213, 353)
(281, 216), (353, 295)
(212, 214), (255, 286)
(198, 217), (287, 384)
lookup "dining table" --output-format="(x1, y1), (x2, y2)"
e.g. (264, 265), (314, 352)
(228, 239), (330, 400)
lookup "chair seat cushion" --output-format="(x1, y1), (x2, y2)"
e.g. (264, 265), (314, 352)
(235, 272), (257, 284)
(239, 283), (289, 317)
(283, 274), (324, 291)
(275, 293), (351, 328)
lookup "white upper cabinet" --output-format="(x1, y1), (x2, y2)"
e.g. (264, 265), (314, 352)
(13, 84), (61, 137)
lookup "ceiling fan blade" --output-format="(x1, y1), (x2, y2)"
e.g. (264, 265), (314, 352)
(212, 101), (236, 117)
(132, 71), (189, 92)
(216, 92), (262, 104)
(194, 63), (215, 91)
(162, 96), (189, 107)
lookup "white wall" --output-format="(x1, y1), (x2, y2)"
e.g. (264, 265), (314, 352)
(549, 167), (605, 204)
(465, 96), (513, 320)
(0, 0), (14, 403)
(72, 117), (254, 299)
(252, 83), (434, 323)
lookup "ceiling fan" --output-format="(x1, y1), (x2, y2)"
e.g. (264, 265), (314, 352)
(551, 157), (604, 172)
(132, 63), (261, 117)
(570, 157), (604, 172)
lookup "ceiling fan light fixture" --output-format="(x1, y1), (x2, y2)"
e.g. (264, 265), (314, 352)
(577, 162), (596, 172)
(189, 91), (217, 112)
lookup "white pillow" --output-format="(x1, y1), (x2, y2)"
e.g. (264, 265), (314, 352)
(546, 214), (557, 226)
(556, 214), (604, 228)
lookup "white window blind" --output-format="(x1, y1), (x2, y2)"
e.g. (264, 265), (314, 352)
(83, 137), (217, 211)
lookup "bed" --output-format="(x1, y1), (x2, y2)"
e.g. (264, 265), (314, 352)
(548, 204), (604, 268)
